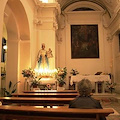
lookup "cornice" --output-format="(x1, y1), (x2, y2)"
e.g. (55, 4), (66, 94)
(34, 0), (61, 14)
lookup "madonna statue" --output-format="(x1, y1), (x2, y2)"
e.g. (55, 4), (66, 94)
(37, 43), (53, 70)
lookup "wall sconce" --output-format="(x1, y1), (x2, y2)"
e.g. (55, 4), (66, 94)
(3, 45), (7, 50)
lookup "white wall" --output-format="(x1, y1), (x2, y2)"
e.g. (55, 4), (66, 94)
(112, 34), (120, 93)
(19, 41), (30, 92)
(57, 11), (112, 89)
(61, 11), (111, 73)
(0, 0), (35, 93)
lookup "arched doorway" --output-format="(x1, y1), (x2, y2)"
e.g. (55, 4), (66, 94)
(1, 0), (30, 96)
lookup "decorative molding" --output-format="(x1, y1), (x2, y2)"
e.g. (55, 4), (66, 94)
(101, 10), (108, 28)
(56, 29), (62, 43)
(34, 0), (61, 14)
(33, 1), (60, 30)
(34, 18), (43, 25)
(104, 0), (112, 4)
(114, 2), (120, 14)
(108, 21), (120, 37)
(4, 12), (8, 18)
(107, 9), (120, 28)
(53, 21), (58, 30)
(34, 17), (57, 24)
(64, 11), (102, 25)
(106, 33), (113, 42)
(58, 13), (66, 29)
(64, 1), (104, 12)
(33, 0), (42, 6)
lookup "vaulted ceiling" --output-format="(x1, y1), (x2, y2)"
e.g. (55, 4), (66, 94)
(57, 0), (118, 17)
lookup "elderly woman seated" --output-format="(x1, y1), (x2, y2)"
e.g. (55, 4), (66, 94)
(69, 79), (106, 120)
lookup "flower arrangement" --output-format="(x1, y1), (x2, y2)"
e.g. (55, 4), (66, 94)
(30, 77), (41, 88)
(56, 67), (67, 87)
(22, 68), (41, 89)
(22, 68), (35, 78)
(45, 84), (52, 90)
(70, 69), (79, 75)
(106, 81), (116, 93)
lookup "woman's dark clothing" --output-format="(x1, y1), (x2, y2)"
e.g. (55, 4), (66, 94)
(69, 96), (106, 120)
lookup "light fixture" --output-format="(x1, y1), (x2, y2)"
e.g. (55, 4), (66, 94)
(40, 0), (48, 3)
(3, 45), (7, 50)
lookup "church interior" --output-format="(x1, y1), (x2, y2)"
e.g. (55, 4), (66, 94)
(0, 0), (120, 119)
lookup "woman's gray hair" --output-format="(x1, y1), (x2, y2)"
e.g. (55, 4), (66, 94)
(77, 79), (92, 96)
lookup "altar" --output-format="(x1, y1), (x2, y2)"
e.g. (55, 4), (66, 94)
(24, 77), (57, 91)
(70, 75), (111, 93)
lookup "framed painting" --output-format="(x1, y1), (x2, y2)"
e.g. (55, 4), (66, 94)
(71, 25), (99, 58)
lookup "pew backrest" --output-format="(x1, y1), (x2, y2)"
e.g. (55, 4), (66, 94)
(0, 97), (101, 107)
(0, 105), (114, 120)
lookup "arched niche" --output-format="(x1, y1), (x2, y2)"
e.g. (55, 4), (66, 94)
(3, 0), (30, 93)
(64, 1), (104, 12)
(5, 0), (30, 40)
(56, 0), (112, 91)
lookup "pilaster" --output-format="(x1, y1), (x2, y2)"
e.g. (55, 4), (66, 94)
(33, 1), (61, 69)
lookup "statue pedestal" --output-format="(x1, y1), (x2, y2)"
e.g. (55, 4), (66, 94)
(40, 78), (56, 84)
(40, 78), (57, 90)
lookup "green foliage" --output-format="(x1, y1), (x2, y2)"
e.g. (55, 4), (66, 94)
(70, 69), (79, 75)
(106, 81), (116, 93)
(22, 68), (35, 78)
(56, 67), (67, 87)
(30, 77), (41, 88)
(57, 77), (66, 87)
(3, 81), (20, 97)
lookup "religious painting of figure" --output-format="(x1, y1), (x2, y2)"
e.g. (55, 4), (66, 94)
(71, 25), (99, 58)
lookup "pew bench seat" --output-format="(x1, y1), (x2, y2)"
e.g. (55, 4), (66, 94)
(0, 97), (101, 107)
(0, 105), (114, 120)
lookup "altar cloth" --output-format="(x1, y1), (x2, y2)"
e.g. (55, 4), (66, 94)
(70, 75), (110, 86)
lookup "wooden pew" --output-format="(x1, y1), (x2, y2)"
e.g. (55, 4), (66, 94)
(0, 105), (114, 120)
(0, 97), (101, 106)
(0, 97), (102, 108)
(0, 97), (101, 107)
(0, 97), (74, 107)
(12, 93), (79, 98)
(23, 90), (77, 93)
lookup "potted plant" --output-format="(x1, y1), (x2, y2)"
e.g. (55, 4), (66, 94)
(106, 81), (116, 93)
(3, 81), (20, 97)
(22, 68), (35, 79)
(30, 77), (41, 89)
(56, 67), (67, 87)
(70, 69), (79, 75)
(22, 68), (36, 90)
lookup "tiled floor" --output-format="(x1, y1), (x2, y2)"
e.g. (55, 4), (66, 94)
(99, 93), (120, 120)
